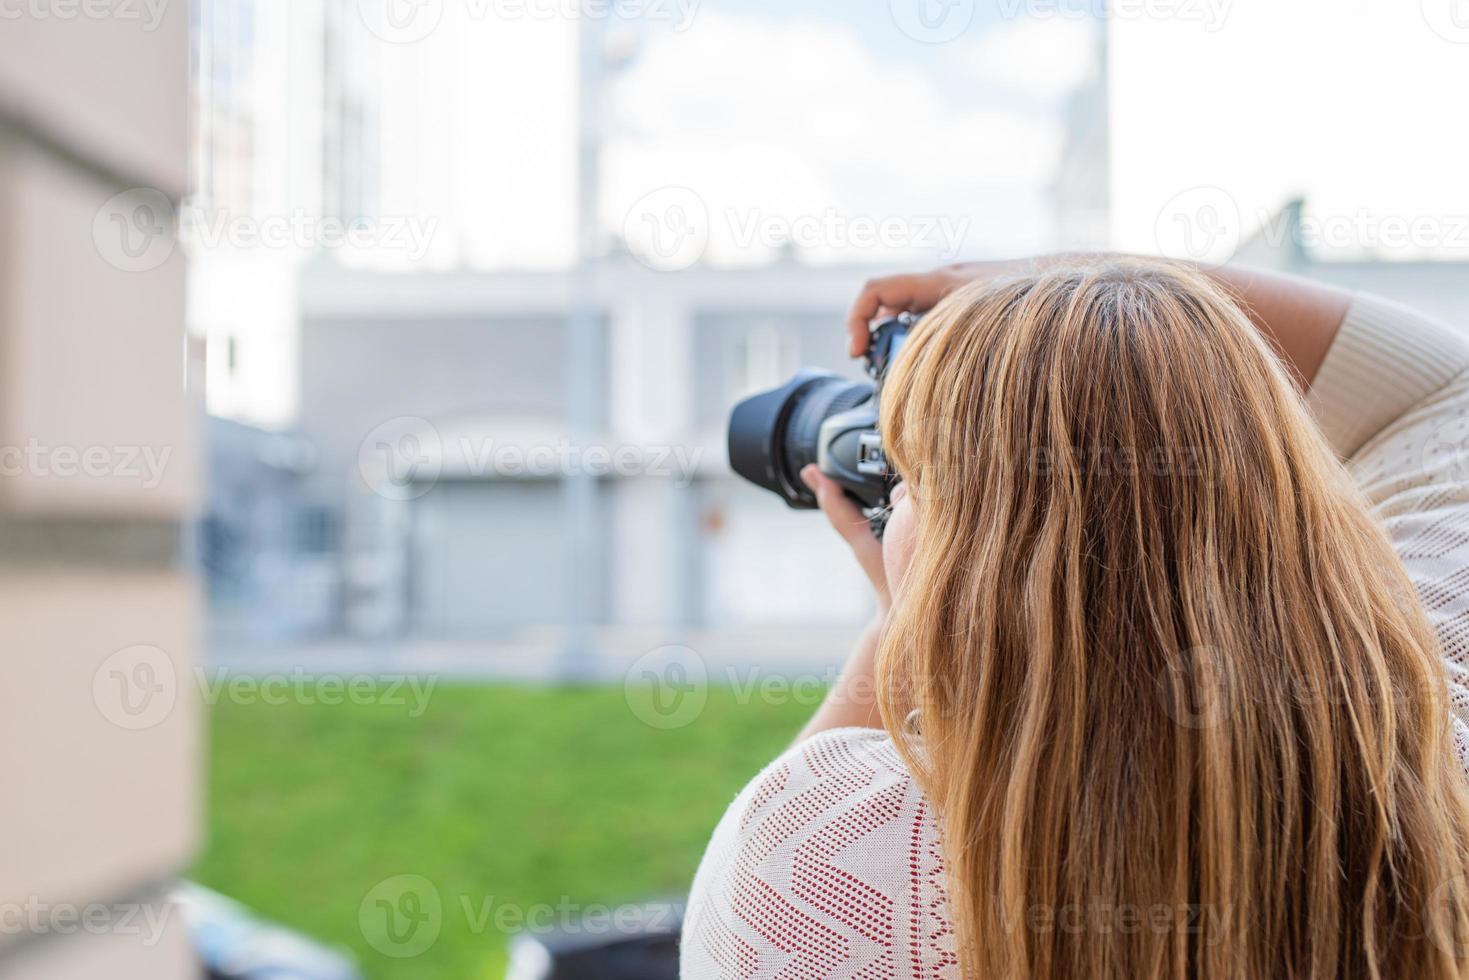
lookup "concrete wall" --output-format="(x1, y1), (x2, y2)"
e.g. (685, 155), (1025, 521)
(0, 5), (200, 978)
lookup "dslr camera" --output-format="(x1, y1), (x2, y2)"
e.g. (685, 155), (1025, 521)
(726, 314), (914, 538)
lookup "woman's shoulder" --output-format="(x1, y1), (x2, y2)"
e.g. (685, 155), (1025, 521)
(681, 727), (960, 979)
(741, 725), (918, 810)
(715, 727), (930, 857)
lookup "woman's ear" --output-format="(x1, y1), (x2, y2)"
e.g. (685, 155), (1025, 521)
(881, 487), (918, 603)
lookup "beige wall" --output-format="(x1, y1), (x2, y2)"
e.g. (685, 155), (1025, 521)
(0, 3), (200, 978)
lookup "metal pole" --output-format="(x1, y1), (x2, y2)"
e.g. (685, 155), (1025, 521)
(556, 13), (605, 681)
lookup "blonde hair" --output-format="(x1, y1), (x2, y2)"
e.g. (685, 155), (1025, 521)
(877, 258), (1469, 979)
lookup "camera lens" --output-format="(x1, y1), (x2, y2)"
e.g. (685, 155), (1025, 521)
(727, 370), (873, 508)
(780, 379), (873, 485)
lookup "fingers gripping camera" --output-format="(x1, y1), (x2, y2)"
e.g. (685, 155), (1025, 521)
(726, 315), (913, 537)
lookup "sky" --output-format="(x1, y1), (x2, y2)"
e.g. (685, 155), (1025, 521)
(364, 0), (1102, 270)
(357, 0), (1469, 271)
(1109, 0), (1469, 262)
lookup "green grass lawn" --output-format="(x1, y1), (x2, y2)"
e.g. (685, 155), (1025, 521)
(194, 682), (810, 979)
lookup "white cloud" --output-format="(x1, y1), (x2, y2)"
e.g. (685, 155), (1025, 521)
(948, 17), (1100, 103)
(603, 14), (1065, 266)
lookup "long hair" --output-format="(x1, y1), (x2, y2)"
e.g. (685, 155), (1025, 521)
(877, 258), (1469, 979)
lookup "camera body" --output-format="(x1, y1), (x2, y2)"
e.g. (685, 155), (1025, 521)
(726, 314), (913, 535)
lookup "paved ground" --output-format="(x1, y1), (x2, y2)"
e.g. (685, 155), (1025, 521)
(206, 623), (863, 684)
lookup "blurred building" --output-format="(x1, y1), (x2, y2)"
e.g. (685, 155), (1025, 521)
(0, 5), (200, 979)
(1236, 199), (1469, 323)
(290, 259), (878, 644)
(190, 0), (382, 429)
(1052, 25), (1110, 251)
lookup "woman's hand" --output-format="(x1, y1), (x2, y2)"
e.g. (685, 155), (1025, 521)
(800, 464), (889, 614)
(846, 255), (1351, 387)
(845, 262), (984, 356)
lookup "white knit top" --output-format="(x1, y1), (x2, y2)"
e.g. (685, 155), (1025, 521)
(681, 293), (1469, 979)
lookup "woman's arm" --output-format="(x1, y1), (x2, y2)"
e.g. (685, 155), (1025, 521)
(845, 256), (1352, 389)
(794, 615), (884, 742)
(792, 465), (888, 742)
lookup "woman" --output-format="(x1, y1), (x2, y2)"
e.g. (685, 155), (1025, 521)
(682, 256), (1469, 979)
